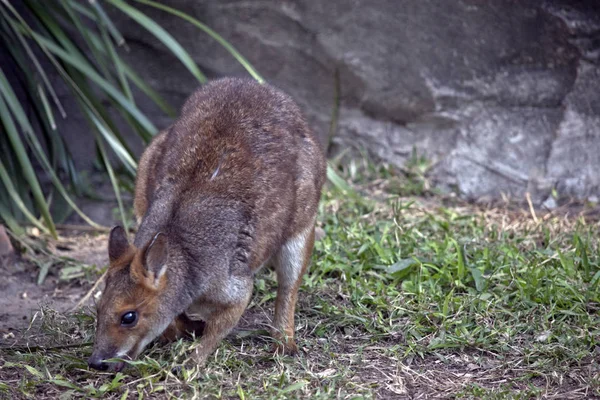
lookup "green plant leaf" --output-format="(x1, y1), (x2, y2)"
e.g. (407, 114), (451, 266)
(0, 2), (66, 118)
(327, 163), (358, 197)
(0, 84), (56, 237)
(0, 68), (105, 229)
(84, 108), (129, 233)
(88, 0), (126, 47)
(22, 30), (157, 135)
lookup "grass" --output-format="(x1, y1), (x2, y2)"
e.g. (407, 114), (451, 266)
(1, 164), (599, 399)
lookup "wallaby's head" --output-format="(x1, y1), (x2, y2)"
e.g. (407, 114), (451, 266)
(88, 226), (172, 372)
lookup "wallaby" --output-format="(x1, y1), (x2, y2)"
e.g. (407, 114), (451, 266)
(88, 78), (326, 372)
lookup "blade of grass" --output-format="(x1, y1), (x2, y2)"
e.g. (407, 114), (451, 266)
(37, 260), (54, 285)
(96, 21), (152, 147)
(452, 239), (466, 283)
(575, 235), (590, 281)
(65, 0), (182, 117)
(132, 0), (264, 83)
(0, 68), (106, 229)
(4, 9), (157, 138)
(100, 23), (133, 102)
(37, 84), (57, 131)
(0, 12), (80, 191)
(107, 0), (207, 84)
(327, 162), (358, 198)
(91, 106), (138, 173)
(28, 7), (146, 155)
(84, 108), (129, 233)
(83, 27), (176, 117)
(0, 82), (56, 237)
(22, 28), (157, 134)
(4, 10), (144, 198)
(68, 0), (96, 20)
(88, 0), (127, 48)
(0, 200), (25, 235)
(0, 159), (49, 235)
(0, 2), (66, 118)
(56, 0), (113, 80)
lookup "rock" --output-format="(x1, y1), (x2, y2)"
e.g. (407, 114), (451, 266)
(0, 225), (14, 257)
(542, 196), (558, 210)
(314, 227), (326, 242)
(34, 0), (600, 202)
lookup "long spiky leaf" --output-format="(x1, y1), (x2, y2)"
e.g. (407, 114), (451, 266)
(0, 1), (66, 118)
(0, 91), (55, 236)
(88, 0), (127, 48)
(0, 68), (106, 229)
(84, 109), (129, 233)
(80, 25), (176, 117)
(24, 28), (158, 134)
(4, 6), (144, 219)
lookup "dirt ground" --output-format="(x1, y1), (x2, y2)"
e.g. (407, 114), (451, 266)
(0, 232), (108, 342)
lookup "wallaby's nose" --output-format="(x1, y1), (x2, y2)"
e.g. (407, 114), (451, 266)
(88, 355), (109, 371)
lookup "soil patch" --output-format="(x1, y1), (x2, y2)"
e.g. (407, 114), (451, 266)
(0, 232), (107, 342)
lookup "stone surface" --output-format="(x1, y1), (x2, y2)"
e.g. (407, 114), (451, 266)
(99, 1), (600, 201)
(0, 225), (14, 257)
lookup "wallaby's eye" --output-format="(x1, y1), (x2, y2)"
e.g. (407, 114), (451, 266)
(120, 311), (137, 326)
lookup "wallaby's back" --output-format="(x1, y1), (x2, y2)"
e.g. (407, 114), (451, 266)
(134, 78), (326, 271)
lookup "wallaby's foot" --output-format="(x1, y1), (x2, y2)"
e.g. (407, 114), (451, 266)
(174, 357), (204, 378)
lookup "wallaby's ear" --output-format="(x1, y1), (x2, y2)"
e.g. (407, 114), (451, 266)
(142, 232), (168, 289)
(108, 226), (130, 262)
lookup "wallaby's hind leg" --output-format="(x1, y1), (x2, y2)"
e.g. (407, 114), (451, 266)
(272, 224), (315, 354)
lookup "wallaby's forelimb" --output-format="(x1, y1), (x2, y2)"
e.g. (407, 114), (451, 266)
(188, 296), (252, 365)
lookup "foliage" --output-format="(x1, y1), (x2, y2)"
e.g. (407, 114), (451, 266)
(0, 0), (263, 238)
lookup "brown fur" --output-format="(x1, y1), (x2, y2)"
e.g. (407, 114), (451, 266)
(89, 78), (326, 371)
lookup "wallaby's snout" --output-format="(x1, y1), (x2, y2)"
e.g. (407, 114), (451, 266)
(87, 352), (125, 372)
(87, 351), (124, 372)
(87, 353), (109, 371)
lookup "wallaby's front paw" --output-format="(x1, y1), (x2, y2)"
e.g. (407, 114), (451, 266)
(172, 362), (204, 379)
(174, 352), (206, 378)
(185, 346), (209, 367)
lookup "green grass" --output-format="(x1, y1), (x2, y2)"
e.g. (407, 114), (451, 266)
(1, 165), (599, 399)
